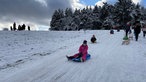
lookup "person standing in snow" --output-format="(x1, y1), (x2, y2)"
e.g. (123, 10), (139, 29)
(91, 35), (97, 43)
(142, 24), (146, 38)
(66, 40), (88, 62)
(125, 21), (131, 37)
(133, 21), (141, 41)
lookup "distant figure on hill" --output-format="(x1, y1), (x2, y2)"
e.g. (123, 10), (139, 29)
(133, 21), (141, 41)
(13, 22), (17, 31)
(125, 21), (131, 37)
(10, 26), (13, 31)
(91, 35), (97, 43)
(28, 26), (30, 31)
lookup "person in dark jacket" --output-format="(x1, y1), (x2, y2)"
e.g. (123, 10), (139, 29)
(125, 22), (131, 37)
(91, 35), (97, 43)
(134, 21), (141, 41)
(110, 29), (114, 34)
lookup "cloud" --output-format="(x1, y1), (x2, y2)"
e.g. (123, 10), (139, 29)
(0, 0), (143, 30)
(95, 0), (107, 6)
(0, 0), (85, 30)
(95, 0), (142, 6)
(71, 0), (85, 10)
(0, 0), (48, 30)
(132, 0), (142, 4)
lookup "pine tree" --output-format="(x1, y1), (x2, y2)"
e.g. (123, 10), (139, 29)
(74, 8), (79, 16)
(28, 26), (30, 31)
(49, 0), (146, 31)
(114, 0), (134, 25)
(99, 2), (110, 22)
(65, 8), (73, 17)
(50, 9), (64, 30)
(93, 5), (99, 14)
(10, 26), (13, 31)
(13, 22), (16, 31)
(22, 24), (26, 30)
(18, 25), (21, 31)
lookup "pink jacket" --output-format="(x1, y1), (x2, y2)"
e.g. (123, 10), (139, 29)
(79, 44), (88, 60)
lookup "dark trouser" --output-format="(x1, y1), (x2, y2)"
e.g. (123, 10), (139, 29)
(67, 56), (74, 59)
(126, 30), (129, 37)
(68, 53), (82, 59)
(91, 39), (96, 43)
(143, 31), (146, 37)
(135, 33), (139, 41)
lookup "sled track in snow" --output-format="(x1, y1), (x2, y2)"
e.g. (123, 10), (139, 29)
(1, 31), (146, 82)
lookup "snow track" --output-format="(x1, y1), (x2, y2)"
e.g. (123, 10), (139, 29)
(0, 30), (146, 82)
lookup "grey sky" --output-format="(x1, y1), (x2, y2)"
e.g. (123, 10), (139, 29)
(0, 0), (144, 30)
(0, 0), (73, 30)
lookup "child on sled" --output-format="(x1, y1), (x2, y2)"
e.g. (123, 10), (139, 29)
(66, 40), (88, 62)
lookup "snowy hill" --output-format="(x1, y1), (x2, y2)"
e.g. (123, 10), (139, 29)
(0, 30), (146, 82)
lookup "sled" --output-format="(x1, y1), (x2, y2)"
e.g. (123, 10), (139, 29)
(122, 36), (130, 45)
(72, 54), (91, 62)
(122, 40), (130, 45)
(91, 41), (97, 44)
(90, 41), (99, 44)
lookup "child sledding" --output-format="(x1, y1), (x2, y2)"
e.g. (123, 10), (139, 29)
(91, 35), (97, 43)
(110, 29), (114, 34)
(66, 40), (91, 62)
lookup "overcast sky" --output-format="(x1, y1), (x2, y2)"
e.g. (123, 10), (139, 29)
(0, 0), (145, 30)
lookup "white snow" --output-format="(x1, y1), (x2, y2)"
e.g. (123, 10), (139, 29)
(0, 30), (146, 82)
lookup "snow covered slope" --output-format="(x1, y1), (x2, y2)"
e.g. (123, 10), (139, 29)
(0, 30), (146, 82)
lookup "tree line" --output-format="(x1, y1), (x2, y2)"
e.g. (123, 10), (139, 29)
(10, 22), (31, 31)
(50, 0), (146, 31)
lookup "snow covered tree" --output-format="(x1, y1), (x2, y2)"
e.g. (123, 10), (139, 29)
(133, 4), (142, 21)
(50, 9), (64, 30)
(113, 0), (134, 26)
(93, 5), (99, 14)
(49, 0), (146, 31)
(72, 9), (82, 30)
(99, 2), (110, 21)
(74, 8), (80, 16)
(22, 24), (26, 30)
(65, 8), (73, 17)
(141, 7), (146, 20)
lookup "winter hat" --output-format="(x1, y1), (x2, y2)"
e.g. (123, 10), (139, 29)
(83, 40), (87, 44)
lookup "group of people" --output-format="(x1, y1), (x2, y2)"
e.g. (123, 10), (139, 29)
(124, 21), (146, 41)
(66, 21), (146, 62)
(66, 35), (97, 62)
